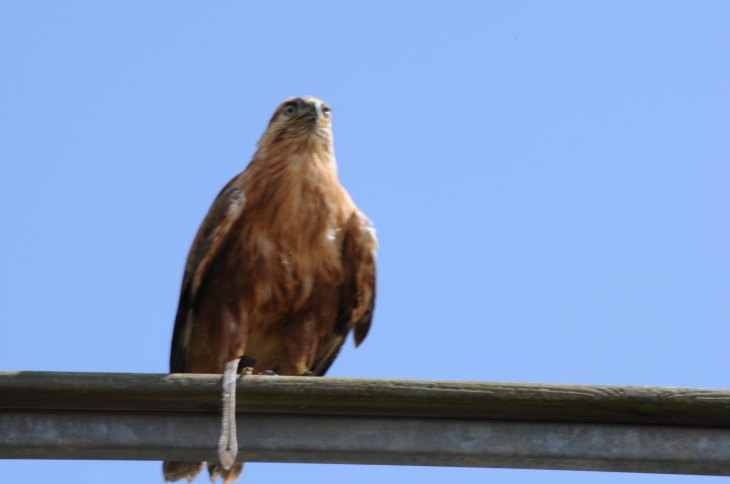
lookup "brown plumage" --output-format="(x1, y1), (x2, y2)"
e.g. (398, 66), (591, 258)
(163, 96), (377, 483)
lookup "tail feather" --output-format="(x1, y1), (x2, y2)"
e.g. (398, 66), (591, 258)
(208, 462), (244, 483)
(163, 461), (204, 482)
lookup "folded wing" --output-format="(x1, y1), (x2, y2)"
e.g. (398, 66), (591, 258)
(312, 213), (377, 376)
(170, 175), (247, 373)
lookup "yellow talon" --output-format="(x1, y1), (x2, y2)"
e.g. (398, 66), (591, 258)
(295, 362), (308, 375)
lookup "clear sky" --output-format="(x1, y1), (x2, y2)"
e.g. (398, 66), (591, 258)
(1, 2), (729, 483)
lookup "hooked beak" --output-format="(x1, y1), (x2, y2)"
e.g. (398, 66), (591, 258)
(290, 101), (328, 128)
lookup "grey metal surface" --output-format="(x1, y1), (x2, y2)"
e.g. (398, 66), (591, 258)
(2, 410), (730, 476)
(6, 371), (730, 427)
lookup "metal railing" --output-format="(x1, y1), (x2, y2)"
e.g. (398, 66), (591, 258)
(2, 371), (730, 475)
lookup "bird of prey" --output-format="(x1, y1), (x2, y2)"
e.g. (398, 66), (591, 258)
(163, 96), (377, 483)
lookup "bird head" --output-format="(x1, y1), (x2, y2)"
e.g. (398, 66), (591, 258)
(257, 96), (333, 153)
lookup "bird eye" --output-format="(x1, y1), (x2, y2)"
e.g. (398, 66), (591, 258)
(322, 106), (331, 116)
(282, 103), (298, 117)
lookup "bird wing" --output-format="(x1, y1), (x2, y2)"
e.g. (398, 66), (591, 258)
(170, 174), (247, 373)
(312, 213), (377, 376)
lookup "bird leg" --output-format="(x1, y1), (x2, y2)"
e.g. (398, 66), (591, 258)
(218, 357), (240, 471)
(284, 316), (318, 376)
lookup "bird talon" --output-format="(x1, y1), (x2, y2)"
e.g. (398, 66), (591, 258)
(238, 355), (258, 371)
(259, 370), (278, 376)
(295, 362), (309, 375)
(301, 371), (315, 377)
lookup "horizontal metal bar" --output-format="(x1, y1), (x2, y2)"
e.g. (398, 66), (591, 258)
(3, 371), (730, 427)
(2, 410), (730, 476)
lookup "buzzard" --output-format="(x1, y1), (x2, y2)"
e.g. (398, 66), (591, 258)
(163, 97), (377, 483)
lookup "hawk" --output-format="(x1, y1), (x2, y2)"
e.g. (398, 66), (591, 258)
(163, 96), (377, 483)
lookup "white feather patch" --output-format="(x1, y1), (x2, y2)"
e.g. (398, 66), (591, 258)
(228, 190), (245, 215)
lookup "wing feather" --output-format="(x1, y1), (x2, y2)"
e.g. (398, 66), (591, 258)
(169, 174), (246, 373)
(311, 213), (377, 376)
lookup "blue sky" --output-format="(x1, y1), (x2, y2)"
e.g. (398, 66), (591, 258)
(1, 2), (729, 483)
